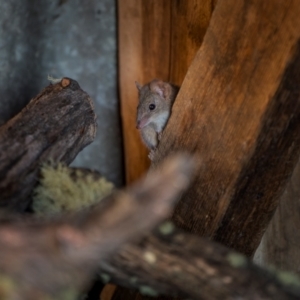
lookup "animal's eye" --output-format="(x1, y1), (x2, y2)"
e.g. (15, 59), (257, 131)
(149, 104), (156, 110)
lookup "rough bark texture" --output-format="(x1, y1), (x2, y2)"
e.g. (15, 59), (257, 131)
(152, 0), (300, 256)
(0, 156), (194, 300)
(0, 78), (96, 212)
(0, 0), (123, 187)
(118, 0), (210, 184)
(104, 228), (300, 300)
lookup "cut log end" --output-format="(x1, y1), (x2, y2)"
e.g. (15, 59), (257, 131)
(61, 78), (71, 87)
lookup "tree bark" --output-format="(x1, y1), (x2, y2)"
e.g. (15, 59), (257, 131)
(104, 228), (300, 300)
(152, 0), (300, 257)
(0, 78), (96, 212)
(0, 155), (193, 300)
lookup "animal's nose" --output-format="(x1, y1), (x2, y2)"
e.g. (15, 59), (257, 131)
(136, 121), (140, 129)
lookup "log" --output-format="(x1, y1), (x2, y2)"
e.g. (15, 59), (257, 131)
(104, 227), (300, 300)
(152, 0), (300, 256)
(0, 155), (194, 300)
(38, 166), (298, 300)
(118, 0), (210, 184)
(0, 78), (96, 212)
(25, 165), (300, 300)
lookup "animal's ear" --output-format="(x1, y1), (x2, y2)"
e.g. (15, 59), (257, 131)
(150, 80), (171, 99)
(135, 81), (142, 91)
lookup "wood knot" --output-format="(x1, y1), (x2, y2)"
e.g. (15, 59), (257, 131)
(61, 78), (71, 88)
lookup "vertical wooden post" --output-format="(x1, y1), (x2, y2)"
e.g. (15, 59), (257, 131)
(117, 1), (300, 299)
(116, 1), (213, 300)
(118, 0), (172, 184)
(118, 0), (211, 184)
(153, 0), (300, 257)
(169, 1), (214, 85)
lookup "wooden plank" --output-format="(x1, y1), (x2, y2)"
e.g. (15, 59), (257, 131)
(118, 0), (146, 184)
(169, 0), (213, 85)
(118, 0), (171, 184)
(141, 0), (171, 82)
(116, 1), (214, 299)
(118, 0), (211, 184)
(153, 0), (300, 256)
(214, 45), (300, 255)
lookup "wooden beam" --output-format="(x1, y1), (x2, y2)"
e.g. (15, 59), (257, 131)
(117, 1), (214, 299)
(214, 42), (300, 255)
(118, 0), (210, 184)
(118, 0), (171, 184)
(153, 0), (300, 256)
(118, 0), (147, 185)
(169, 0), (214, 85)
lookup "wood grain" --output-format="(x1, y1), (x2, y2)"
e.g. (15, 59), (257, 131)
(169, 0), (213, 85)
(118, 0), (209, 184)
(118, 0), (147, 184)
(153, 0), (300, 256)
(118, 0), (171, 184)
(214, 40), (300, 255)
(117, 1), (214, 299)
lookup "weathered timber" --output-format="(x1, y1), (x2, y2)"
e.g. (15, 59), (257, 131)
(118, 0), (170, 184)
(118, 0), (210, 184)
(0, 155), (194, 300)
(214, 40), (300, 255)
(117, 1), (214, 299)
(169, 0), (213, 86)
(254, 155), (300, 274)
(103, 227), (300, 300)
(0, 78), (96, 212)
(152, 0), (300, 256)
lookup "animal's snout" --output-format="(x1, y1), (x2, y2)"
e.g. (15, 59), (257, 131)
(136, 117), (149, 129)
